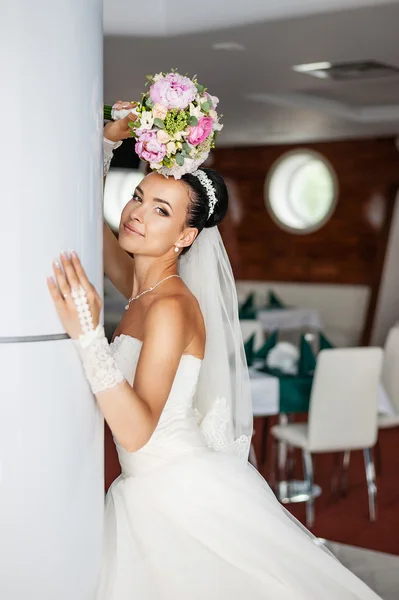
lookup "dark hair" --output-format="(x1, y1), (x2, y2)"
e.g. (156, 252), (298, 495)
(181, 168), (228, 254)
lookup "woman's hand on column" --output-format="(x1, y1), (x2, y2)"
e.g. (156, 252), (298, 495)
(103, 101), (137, 142)
(47, 252), (102, 340)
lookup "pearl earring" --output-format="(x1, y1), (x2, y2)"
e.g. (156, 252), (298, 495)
(174, 246), (180, 253)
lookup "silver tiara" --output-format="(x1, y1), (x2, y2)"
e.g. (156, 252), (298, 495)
(192, 169), (217, 219)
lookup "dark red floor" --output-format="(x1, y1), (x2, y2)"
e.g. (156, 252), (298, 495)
(252, 416), (399, 555)
(105, 419), (399, 555)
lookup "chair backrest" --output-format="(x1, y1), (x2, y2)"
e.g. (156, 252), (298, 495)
(381, 326), (399, 415)
(308, 347), (383, 452)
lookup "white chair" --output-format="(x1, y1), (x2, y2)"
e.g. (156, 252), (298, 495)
(270, 347), (384, 528)
(345, 327), (399, 478)
(378, 326), (399, 429)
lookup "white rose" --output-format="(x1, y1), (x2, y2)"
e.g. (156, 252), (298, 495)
(189, 102), (202, 119)
(166, 141), (176, 154)
(209, 109), (218, 121)
(173, 130), (184, 141)
(152, 103), (168, 120)
(176, 141), (183, 149)
(150, 162), (163, 170)
(157, 129), (170, 144)
(213, 121), (223, 132)
(208, 94), (219, 108)
(140, 111), (154, 130)
(153, 72), (164, 82)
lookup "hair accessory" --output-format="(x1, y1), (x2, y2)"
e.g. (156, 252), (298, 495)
(105, 70), (223, 180)
(192, 169), (217, 218)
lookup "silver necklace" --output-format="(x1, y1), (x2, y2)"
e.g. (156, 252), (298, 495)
(125, 274), (180, 310)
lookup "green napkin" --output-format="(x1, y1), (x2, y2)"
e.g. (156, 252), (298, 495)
(319, 331), (334, 351)
(244, 333), (256, 367)
(261, 290), (285, 311)
(268, 290), (284, 309)
(253, 330), (278, 361)
(239, 308), (257, 320)
(298, 335), (316, 376)
(239, 292), (257, 320)
(256, 366), (313, 414)
(241, 292), (255, 311)
(279, 375), (313, 414)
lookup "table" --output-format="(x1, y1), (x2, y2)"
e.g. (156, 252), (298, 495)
(250, 365), (395, 417)
(257, 308), (322, 333)
(249, 367), (279, 416)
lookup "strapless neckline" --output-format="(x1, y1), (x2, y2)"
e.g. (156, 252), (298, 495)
(111, 333), (203, 364)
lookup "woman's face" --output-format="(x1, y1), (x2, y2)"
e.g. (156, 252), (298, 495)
(118, 173), (197, 257)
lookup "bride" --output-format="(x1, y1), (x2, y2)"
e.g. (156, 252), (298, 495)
(47, 102), (381, 599)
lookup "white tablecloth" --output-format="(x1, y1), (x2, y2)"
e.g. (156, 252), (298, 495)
(257, 308), (322, 332)
(249, 368), (396, 418)
(249, 368), (279, 416)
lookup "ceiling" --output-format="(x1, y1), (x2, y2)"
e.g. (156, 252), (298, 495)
(104, 0), (399, 146)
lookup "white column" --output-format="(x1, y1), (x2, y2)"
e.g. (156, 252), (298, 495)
(371, 191), (399, 345)
(0, 2), (104, 599)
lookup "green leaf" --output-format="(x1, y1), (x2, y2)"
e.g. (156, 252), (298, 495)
(154, 118), (165, 129)
(145, 97), (154, 108)
(188, 116), (198, 127)
(128, 121), (137, 128)
(201, 101), (211, 112)
(183, 142), (192, 154)
(196, 83), (204, 94)
(175, 153), (185, 166)
(146, 74), (153, 80)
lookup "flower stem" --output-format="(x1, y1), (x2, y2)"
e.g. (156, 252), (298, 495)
(104, 105), (113, 121)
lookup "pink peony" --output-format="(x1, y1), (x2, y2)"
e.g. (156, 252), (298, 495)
(150, 73), (197, 110)
(186, 116), (213, 146)
(135, 130), (166, 164)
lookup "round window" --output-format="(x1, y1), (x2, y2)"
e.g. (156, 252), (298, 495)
(265, 150), (338, 233)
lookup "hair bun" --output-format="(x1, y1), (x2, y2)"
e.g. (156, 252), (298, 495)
(181, 168), (229, 254)
(202, 169), (228, 228)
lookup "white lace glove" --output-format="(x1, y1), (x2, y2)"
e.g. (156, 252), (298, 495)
(73, 324), (125, 394)
(103, 136), (122, 177)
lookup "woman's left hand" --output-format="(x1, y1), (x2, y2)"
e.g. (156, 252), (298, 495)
(47, 251), (102, 339)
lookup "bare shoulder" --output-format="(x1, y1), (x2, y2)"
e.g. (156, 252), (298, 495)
(144, 292), (197, 334)
(143, 289), (205, 355)
(146, 294), (187, 326)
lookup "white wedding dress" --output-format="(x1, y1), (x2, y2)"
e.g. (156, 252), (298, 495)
(95, 333), (381, 600)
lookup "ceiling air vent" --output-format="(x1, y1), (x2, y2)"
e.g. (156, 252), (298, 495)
(293, 60), (399, 81)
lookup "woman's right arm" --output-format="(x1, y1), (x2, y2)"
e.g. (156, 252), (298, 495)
(103, 102), (136, 299)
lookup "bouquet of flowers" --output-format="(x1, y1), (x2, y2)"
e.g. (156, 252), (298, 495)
(104, 70), (223, 179)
